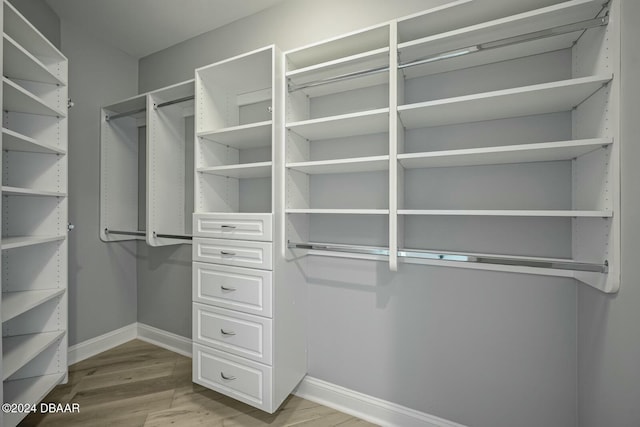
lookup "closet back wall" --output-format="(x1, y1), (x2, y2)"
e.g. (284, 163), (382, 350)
(138, 1), (575, 426)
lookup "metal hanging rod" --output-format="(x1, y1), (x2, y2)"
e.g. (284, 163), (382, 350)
(287, 15), (609, 94)
(153, 231), (192, 240)
(155, 95), (195, 109)
(105, 107), (146, 121)
(288, 241), (608, 274)
(399, 16), (609, 70)
(104, 228), (145, 237)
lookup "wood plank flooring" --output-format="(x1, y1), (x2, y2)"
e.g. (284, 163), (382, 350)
(20, 340), (376, 427)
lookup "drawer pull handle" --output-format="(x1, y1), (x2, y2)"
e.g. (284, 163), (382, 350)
(220, 372), (236, 381)
(220, 251), (236, 256)
(220, 285), (237, 291)
(221, 225), (236, 229)
(220, 329), (236, 336)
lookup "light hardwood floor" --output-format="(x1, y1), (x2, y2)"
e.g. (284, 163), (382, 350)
(20, 340), (375, 426)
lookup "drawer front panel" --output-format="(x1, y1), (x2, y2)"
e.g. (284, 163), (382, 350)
(193, 213), (272, 241)
(193, 343), (272, 412)
(193, 238), (272, 270)
(193, 262), (272, 317)
(193, 303), (272, 364)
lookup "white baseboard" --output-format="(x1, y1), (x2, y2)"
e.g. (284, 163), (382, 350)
(68, 327), (462, 427)
(136, 322), (192, 357)
(294, 376), (467, 427)
(67, 323), (137, 365)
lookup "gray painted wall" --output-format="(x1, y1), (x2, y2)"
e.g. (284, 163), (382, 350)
(137, 1), (578, 426)
(8, 0), (60, 48)
(578, 1), (640, 426)
(62, 21), (139, 345)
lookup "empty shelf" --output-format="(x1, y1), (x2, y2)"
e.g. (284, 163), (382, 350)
(398, 0), (605, 63)
(287, 209), (389, 215)
(197, 162), (273, 179)
(3, 34), (65, 85)
(288, 155), (389, 174)
(1, 235), (66, 250)
(198, 121), (272, 149)
(2, 373), (65, 425)
(398, 75), (611, 129)
(2, 289), (66, 322)
(287, 108), (389, 140)
(3, 331), (65, 380)
(2, 128), (66, 154)
(398, 209), (612, 217)
(2, 186), (67, 197)
(4, 1), (66, 61)
(398, 138), (612, 169)
(3, 77), (67, 117)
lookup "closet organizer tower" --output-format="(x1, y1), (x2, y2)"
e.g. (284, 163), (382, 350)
(192, 45), (306, 413)
(1, 1), (69, 426)
(286, 0), (619, 294)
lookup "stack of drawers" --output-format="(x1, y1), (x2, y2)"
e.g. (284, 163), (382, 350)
(192, 212), (274, 411)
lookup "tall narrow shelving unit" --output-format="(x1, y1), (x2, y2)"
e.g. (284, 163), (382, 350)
(192, 45), (306, 413)
(284, 23), (393, 260)
(1, 1), (68, 425)
(285, 0), (620, 294)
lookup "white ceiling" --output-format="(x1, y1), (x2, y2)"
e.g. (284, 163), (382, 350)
(45, 0), (286, 58)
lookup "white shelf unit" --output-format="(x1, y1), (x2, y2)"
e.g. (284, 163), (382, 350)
(1, 1), (68, 424)
(146, 80), (195, 246)
(195, 47), (275, 214)
(100, 94), (146, 242)
(284, 24), (393, 252)
(284, 0), (619, 293)
(193, 46), (306, 414)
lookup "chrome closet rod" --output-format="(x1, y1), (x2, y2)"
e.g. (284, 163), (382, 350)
(105, 107), (146, 121)
(155, 95), (195, 109)
(104, 228), (145, 237)
(153, 232), (192, 240)
(288, 241), (608, 274)
(287, 15), (609, 93)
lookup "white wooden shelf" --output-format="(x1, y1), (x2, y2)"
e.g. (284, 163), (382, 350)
(2, 186), (67, 197)
(287, 155), (389, 174)
(2, 373), (65, 425)
(2, 128), (66, 155)
(197, 121), (272, 149)
(1, 235), (66, 250)
(398, 138), (612, 169)
(398, 0), (605, 65)
(3, 34), (65, 85)
(3, 1), (66, 62)
(1, 289), (66, 322)
(398, 210), (612, 217)
(398, 75), (611, 129)
(286, 209), (389, 215)
(197, 162), (273, 179)
(3, 77), (66, 117)
(287, 108), (389, 140)
(2, 331), (65, 380)
(286, 23), (389, 71)
(287, 48), (390, 97)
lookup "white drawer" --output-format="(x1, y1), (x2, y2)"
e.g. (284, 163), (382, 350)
(193, 213), (272, 241)
(193, 303), (272, 364)
(193, 238), (272, 270)
(193, 343), (272, 412)
(193, 262), (272, 318)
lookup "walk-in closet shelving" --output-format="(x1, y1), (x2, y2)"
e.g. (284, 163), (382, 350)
(100, 93), (147, 242)
(193, 45), (306, 414)
(146, 80), (195, 245)
(285, 0), (619, 293)
(284, 24), (393, 254)
(1, 1), (68, 425)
